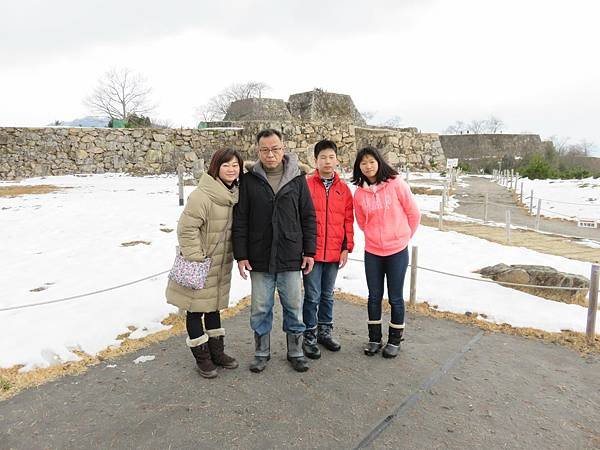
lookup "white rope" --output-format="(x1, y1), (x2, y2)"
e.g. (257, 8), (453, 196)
(0, 270), (170, 312)
(347, 256), (593, 291)
(2, 257), (597, 313)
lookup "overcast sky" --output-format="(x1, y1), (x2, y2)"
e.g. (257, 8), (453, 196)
(1, 0), (598, 154)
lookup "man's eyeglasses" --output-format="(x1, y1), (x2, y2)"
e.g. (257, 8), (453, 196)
(258, 147), (283, 155)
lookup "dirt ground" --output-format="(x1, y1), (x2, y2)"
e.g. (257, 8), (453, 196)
(0, 185), (68, 197)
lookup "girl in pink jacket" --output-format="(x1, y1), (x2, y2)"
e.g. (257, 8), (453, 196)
(352, 146), (420, 358)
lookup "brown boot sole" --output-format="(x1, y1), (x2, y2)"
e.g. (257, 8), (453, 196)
(218, 360), (239, 369)
(196, 367), (218, 378)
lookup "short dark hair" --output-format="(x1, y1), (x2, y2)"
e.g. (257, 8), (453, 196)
(255, 128), (283, 144)
(351, 146), (398, 186)
(207, 148), (244, 181)
(313, 139), (338, 159)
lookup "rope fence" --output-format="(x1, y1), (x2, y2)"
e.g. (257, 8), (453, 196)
(3, 257), (597, 311)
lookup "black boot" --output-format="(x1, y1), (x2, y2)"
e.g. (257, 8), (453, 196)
(317, 324), (341, 352)
(302, 328), (321, 359)
(382, 325), (404, 359)
(249, 333), (270, 373)
(206, 328), (238, 369)
(287, 333), (309, 372)
(364, 322), (383, 356)
(188, 335), (217, 378)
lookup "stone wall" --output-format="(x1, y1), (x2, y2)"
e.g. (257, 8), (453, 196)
(0, 122), (446, 180)
(288, 90), (366, 126)
(439, 134), (546, 159)
(224, 98), (292, 121)
(355, 127), (445, 170)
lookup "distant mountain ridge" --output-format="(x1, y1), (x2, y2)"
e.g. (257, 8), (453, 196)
(49, 116), (108, 127)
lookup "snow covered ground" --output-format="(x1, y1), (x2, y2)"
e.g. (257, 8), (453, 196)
(500, 176), (600, 221)
(1, 173), (598, 371)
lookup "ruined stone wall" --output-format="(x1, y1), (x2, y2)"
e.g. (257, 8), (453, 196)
(0, 122), (446, 180)
(439, 134), (545, 159)
(355, 127), (445, 170)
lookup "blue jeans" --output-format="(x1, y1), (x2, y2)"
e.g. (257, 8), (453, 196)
(303, 262), (339, 330)
(364, 247), (409, 326)
(250, 271), (305, 335)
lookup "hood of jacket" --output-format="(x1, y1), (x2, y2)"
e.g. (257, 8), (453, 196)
(244, 153), (310, 185)
(197, 173), (239, 207)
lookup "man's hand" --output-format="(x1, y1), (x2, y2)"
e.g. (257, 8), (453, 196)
(301, 256), (314, 275)
(237, 260), (252, 280)
(339, 250), (348, 269)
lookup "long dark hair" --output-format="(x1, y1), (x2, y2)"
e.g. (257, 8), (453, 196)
(351, 146), (398, 186)
(207, 148), (244, 183)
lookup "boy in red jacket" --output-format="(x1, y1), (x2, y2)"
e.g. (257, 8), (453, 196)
(302, 139), (354, 359)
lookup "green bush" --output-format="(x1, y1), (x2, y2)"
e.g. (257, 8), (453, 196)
(519, 153), (558, 179)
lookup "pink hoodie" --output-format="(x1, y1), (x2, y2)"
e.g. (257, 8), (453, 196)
(353, 177), (421, 256)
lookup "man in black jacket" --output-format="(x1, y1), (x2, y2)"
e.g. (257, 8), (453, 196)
(233, 128), (316, 373)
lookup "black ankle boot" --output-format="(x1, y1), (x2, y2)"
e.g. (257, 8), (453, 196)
(364, 322), (382, 356)
(382, 326), (404, 359)
(249, 333), (270, 373)
(317, 324), (341, 352)
(287, 333), (309, 372)
(302, 328), (321, 359)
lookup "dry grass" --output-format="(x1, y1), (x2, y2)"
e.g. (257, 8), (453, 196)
(2, 288), (599, 402)
(421, 215), (600, 264)
(0, 297), (250, 401)
(410, 186), (443, 196)
(120, 240), (152, 247)
(0, 185), (68, 197)
(335, 291), (600, 355)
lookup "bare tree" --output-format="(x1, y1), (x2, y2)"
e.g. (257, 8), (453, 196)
(360, 110), (376, 124)
(565, 139), (595, 156)
(445, 120), (467, 134)
(197, 81), (271, 121)
(85, 68), (155, 120)
(467, 119), (486, 134)
(484, 116), (504, 133)
(548, 135), (571, 155)
(379, 115), (403, 128)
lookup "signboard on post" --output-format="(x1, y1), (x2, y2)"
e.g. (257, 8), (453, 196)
(446, 158), (458, 169)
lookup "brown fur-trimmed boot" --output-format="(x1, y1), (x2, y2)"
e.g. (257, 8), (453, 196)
(188, 334), (217, 378)
(206, 328), (238, 369)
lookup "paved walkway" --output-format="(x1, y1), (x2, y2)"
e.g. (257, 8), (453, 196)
(1, 301), (599, 449)
(453, 176), (600, 241)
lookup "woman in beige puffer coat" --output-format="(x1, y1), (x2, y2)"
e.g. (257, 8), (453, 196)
(166, 148), (243, 378)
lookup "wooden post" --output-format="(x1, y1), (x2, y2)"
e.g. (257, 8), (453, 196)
(484, 193), (489, 222)
(535, 198), (542, 230)
(519, 182), (524, 203)
(438, 202), (444, 230)
(529, 190), (534, 215)
(586, 264), (599, 342)
(177, 165), (184, 206)
(409, 246), (418, 306)
(506, 209), (511, 244)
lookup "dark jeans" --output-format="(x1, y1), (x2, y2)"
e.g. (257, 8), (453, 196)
(303, 261), (339, 330)
(364, 247), (409, 326)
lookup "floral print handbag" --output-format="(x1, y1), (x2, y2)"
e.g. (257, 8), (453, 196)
(168, 215), (231, 290)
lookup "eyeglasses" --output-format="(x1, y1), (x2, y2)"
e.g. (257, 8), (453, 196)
(258, 146), (283, 155)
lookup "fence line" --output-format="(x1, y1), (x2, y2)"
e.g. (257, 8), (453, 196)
(2, 258), (597, 313)
(0, 270), (170, 312)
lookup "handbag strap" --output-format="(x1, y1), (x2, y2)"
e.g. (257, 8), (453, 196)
(205, 212), (232, 259)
